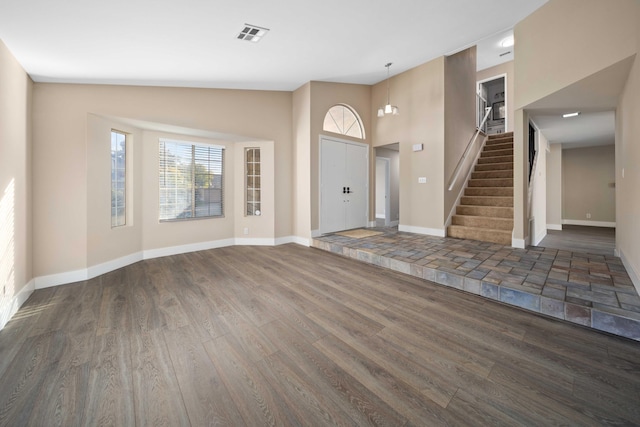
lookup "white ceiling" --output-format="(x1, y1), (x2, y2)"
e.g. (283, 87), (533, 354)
(528, 56), (635, 148)
(0, 0), (547, 91)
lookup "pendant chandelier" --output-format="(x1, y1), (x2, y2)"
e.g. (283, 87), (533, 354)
(377, 62), (399, 117)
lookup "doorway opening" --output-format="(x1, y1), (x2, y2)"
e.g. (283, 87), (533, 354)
(374, 143), (400, 228)
(478, 75), (506, 135)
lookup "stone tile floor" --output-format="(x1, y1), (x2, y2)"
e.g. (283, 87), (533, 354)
(312, 227), (640, 341)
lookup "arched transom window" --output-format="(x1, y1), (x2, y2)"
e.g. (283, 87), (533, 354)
(323, 104), (365, 139)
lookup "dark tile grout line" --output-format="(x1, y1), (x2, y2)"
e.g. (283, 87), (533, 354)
(312, 228), (640, 342)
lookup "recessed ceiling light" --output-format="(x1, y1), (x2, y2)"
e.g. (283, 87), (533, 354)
(237, 24), (269, 43)
(500, 36), (514, 48)
(562, 112), (581, 118)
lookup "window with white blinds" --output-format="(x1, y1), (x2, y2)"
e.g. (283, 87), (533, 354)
(159, 139), (224, 221)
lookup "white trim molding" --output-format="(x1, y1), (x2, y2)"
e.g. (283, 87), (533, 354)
(0, 279), (35, 330)
(512, 238), (526, 249)
(278, 236), (310, 247)
(619, 249), (640, 295)
(547, 223), (562, 231)
(398, 224), (446, 237)
(142, 238), (235, 261)
(562, 219), (616, 228)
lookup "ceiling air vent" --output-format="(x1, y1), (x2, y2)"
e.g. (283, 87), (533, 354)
(237, 24), (269, 43)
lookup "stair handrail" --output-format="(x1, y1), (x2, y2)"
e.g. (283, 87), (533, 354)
(447, 104), (492, 191)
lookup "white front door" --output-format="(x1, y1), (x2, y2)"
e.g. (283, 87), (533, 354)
(320, 137), (368, 234)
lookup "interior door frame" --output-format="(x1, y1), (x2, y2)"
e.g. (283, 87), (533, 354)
(477, 73), (508, 131)
(319, 135), (369, 235)
(375, 156), (391, 227)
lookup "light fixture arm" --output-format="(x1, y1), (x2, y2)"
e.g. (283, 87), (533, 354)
(385, 62), (392, 105)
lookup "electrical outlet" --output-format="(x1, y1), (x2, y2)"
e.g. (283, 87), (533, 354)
(586, 213), (591, 219)
(243, 227), (249, 235)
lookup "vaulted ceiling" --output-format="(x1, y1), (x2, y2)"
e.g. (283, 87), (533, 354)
(0, 0), (547, 90)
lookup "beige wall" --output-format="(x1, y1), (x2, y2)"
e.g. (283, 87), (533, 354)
(0, 40), (33, 326)
(372, 58), (446, 233)
(562, 145), (616, 223)
(309, 82), (371, 232)
(546, 144), (562, 228)
(514, 0), (638, 110)
(292, 83), (311, 241)
(374, 147), (400, 223)
(477, 61), (514, 132)
(86, 115), (144, 267)
(530, 132), (548, 245)
(617, 21), (640, 290)
(514, 0), (639, 248)
(32, 84), (292, 277)
(444, 47), (478, 220)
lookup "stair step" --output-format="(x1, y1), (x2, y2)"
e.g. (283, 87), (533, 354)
(457, 205), (513, 218)
(475, 162), (513, 171)
(481, 148), (514, 158)
(447, 225), (512, 245)
(487, 132), (513, 141)
(468, 178), (513, 187)
(488, 131), (513, 138)
(460, 196), (513, 207)
(465, 187), (513, 197)
(485, 136), (514, 145)
(451, 215), (514, 231)
(478, 155), (513, 165)
(471, 170), (513, 179)
(483, 142), (513, 152)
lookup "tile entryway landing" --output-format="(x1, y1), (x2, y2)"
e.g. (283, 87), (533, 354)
(312, 228), (640, 341)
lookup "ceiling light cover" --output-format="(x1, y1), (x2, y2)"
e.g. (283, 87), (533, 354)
(237, 24), (269, 43)
(500, 36), (514, 48)
(562, 112), (581, 118)
(379, 63), (399, 118)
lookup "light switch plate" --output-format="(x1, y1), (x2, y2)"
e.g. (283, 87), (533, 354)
(418, 177), (427, 184)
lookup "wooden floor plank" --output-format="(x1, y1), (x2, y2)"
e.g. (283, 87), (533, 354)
(81, 331), (135, 426)
(203, 335), (301, 426)
(163, 325), (242, 425)
(260, 320), (407, 426)
(130, 329), (191, 426)
(0, 244), (638, 425)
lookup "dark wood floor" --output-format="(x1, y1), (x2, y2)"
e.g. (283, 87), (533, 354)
(1, 244), (639, 426)
(537, 225), (616, 256)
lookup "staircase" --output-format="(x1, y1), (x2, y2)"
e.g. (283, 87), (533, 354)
(448, 132), (514, 245)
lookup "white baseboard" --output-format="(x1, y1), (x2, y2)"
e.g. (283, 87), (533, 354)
(0, 279), (35, 330)
(562, 219), (616, 228)
(389, 220), (399, 227)
(143, 238), (235, 261)
(35, 268), (90, 289)
(368, 221), (376, 228)
(398, 224), (445, 237)
(512, 238), (526, 249)
(87, 252), (144, 283)
(533, 229), (547, 246)
(235, 237), (276, 246)
(278, 236), (310, 247)
(547, 224), (562, 231)
(375, 214), (385, 219)
(619, 249), (640, 295)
